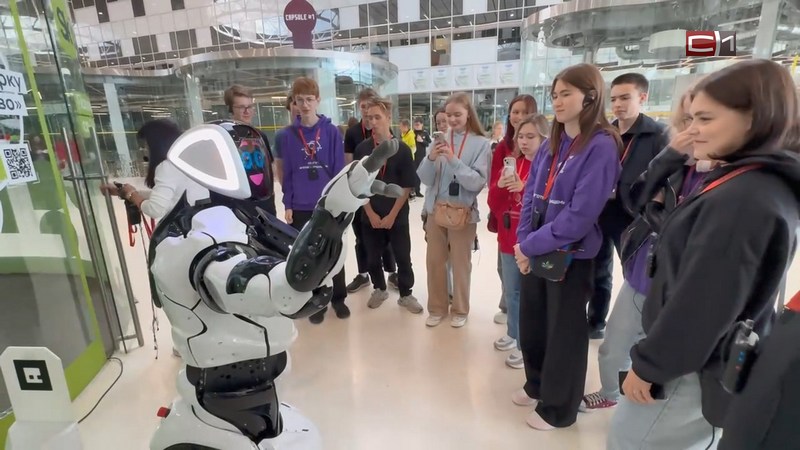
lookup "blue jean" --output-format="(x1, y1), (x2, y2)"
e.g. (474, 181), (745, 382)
(497, 250), (507, 313)
(499, 253), (521, 347)
(608, 374), (719, 450)
(598, 281), (647, 401)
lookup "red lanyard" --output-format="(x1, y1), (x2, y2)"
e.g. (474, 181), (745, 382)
(372, 136), (388, 179)
(451, 130), (468, 159)
(297, 126), (322, 160)
(693, 164), (761, 199)
(542, 136), (581, 200)
(620, 137), (635, 164)
(515, 155), (530, 182)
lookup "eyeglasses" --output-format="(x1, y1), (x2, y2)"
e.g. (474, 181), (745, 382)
(233, 105), (255, 113)
(294, 97), (318, 106)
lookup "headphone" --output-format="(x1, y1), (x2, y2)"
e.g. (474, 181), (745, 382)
(582, 90), (597, 108)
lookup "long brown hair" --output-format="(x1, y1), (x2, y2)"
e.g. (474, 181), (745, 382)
(445, 92), (485, 137)
(549, 63), (621, 155)
(692, 60), (800, 156)
(505, 94), (538, 147)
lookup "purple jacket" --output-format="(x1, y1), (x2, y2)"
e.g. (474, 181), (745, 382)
(279, 114), (344, 211)
(517, 131), (621, 259)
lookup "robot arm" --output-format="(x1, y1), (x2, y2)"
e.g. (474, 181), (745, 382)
(187, 139), (403, 319)
(285, 139), (403, 292)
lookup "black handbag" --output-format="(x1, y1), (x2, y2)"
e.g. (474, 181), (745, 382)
(528, 206), (577, 282)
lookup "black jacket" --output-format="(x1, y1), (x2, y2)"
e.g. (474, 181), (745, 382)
(413, 129), (431, 156)
(344, 120), (371, 155)
(600, 114), (669, 238)
(630, 148), (800, 427)
(619, 147), (692, 265)
(720, 305), (800, 449)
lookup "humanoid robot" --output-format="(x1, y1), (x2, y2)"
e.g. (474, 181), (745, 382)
(147, 120), (401, 450)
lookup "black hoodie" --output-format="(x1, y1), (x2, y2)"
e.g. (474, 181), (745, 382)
(629, 148), (800, 427)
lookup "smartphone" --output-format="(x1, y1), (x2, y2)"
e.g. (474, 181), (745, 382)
(432, 131), (446, 146)
(503, 157), (516, 176)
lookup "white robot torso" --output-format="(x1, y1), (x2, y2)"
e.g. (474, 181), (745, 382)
(151, 205), (302, 368)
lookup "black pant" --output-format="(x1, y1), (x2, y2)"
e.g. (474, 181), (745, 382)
(290, 210), (346, 304)
(362, 219), (414, 297)
(353, 209), (396, 274)
(519, 258), (594, 428)
(413, 149), (426, 194)
(588, 225), (624, 330)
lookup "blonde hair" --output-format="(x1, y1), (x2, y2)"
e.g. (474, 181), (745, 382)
(670, 78), (704, 134)
(365, 97), (393, 117)
(514, 114), (550, 150)
(445, 92), (485, 137)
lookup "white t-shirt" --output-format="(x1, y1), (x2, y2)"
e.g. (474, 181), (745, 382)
(140, 161), (207, 220)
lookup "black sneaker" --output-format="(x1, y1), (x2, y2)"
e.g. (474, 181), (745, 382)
(415, 191), (424, 198)
(388, 273), (399, 290)
(332, 302), (350, 319)
(309, 308), (326, 324)
(347, 274), (370, 293)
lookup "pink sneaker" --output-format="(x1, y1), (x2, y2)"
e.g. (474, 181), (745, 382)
(579, 391), (618, 412)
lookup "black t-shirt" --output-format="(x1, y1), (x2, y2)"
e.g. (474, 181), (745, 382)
(345, 120), (372, 155)
(353, 138), (416, 224)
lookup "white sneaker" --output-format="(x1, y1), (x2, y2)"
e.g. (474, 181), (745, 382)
(367, 289), (389, 309)
(494, 311), (508, 324)
(450, 315), (468, 328)
(526, 410), (555, 431)
(512, 388), (537, 407)
(426, 315), (444, 327)
(494, 335), (517, 351)
(505, 350), (524, 369)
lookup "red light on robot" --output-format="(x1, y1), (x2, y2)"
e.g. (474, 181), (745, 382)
(156, 407), (171, 418)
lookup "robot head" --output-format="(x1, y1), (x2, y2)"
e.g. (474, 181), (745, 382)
(167, 120), (271, 201)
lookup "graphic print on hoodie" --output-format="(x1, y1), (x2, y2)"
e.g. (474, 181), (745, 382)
(279, 114), (345, 212)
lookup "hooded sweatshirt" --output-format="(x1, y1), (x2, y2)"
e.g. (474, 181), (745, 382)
(417, 130), (491, 223)
(630, 149), (800, 427)
(517, 131), (622, 259)
(278, 115), (344, 211)
(488, 138), (532, 254)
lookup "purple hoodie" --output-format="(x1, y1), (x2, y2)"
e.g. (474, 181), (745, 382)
(279, 114), (345, 211)
(517, 131), (621, 259)
(623, 166), (706, 295)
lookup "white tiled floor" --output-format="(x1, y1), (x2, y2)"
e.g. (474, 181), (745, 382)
(74, 185), (799, 450)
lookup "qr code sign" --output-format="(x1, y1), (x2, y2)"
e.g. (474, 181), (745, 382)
(1, 144), (38, 185)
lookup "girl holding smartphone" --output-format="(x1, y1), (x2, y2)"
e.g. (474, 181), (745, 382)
(513, 63), (622, 430)
(417, 92), (491, 328)
(488, 113), (548, 369)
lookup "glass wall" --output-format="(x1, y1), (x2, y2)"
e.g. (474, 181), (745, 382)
(1, 0), (139, 441)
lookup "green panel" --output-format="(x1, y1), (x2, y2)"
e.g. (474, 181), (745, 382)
(65, 340), (107, 399)
(0, 257), (97, 277)
(0, 414), (12, 448)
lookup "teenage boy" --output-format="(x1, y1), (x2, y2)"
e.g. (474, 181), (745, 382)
(588, 73), (669, 339)
(412, 118), (431, 197)
(354, 98), (423, 314)
(225, 84), (277, 215)
(277, 77), (349, 324)
(344, 88), (398, 293)
(272, 94), (302, 185)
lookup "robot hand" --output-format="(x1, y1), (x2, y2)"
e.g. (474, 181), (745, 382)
(285, 138), (403, 292)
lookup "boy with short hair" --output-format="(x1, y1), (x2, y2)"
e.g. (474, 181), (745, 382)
(588, 73), (669, 340)
(277, 77), (349, 323)
(224, 84), (277, 215)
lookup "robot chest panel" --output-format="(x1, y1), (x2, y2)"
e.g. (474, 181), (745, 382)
(188, 307), (295, 368)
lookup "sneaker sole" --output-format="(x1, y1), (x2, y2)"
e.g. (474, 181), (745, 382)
(347, 283), (370, 293)
(494, 342), (517, 351)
